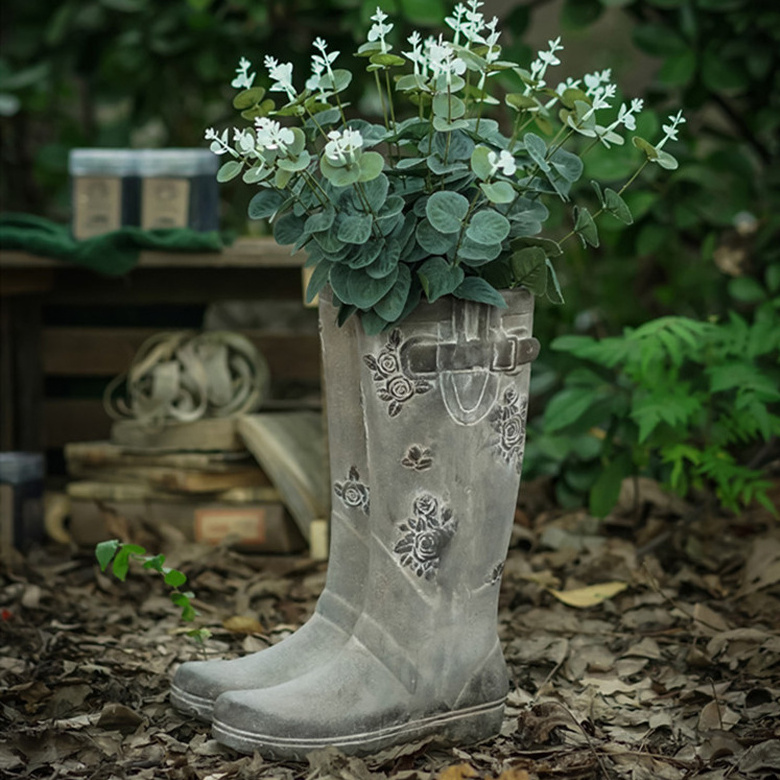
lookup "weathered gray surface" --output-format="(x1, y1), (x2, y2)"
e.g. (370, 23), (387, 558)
(212, 290), (538, 758)
(170, 296), (370, 720)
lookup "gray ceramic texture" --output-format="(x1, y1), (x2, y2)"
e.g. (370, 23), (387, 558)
(211, 289), (538, 759)
(170, 293), (370, 721)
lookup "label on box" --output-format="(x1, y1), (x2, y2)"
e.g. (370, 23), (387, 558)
(195, 508), (267, 546)
(142, 177), (190, 229)
(73, 177), (123, 239)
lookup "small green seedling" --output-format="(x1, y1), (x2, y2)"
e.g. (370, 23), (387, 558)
(95, 539), (212, 645)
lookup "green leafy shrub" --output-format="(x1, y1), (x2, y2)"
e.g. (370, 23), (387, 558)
(530, 277), (780, 516)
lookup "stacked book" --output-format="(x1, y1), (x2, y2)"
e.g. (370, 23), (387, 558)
(64, 417), (307, 553)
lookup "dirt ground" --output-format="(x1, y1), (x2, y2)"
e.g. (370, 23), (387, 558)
(1, 477), (779, 780)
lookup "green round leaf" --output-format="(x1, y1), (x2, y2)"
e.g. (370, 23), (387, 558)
(217, 160), (243, 183)
(374, 263), (412, 321)
(358, 151), (385, 182)
(426, 191), (469, 234)
(337, 214), (373, 245)
(510, 246), (547, 295)
(416, 219), (458, 255)
(273, 211), (306, 246)
(480, 181), (516, 204)
(604, 188), (633, 224)
(348, 266), (400, 309)
(232, 86), (266, 110)
(466, 209), (510, 244)
(248, 188), (285, 221)
(417, 257), (464, 302)
(471, 145), (494, 181)
(458, 237), (503, 265)
(164, 569), (188, 589)
(452, 276), (507, 308)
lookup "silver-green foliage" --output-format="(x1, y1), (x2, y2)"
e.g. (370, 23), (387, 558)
(206, 7), (681, 332)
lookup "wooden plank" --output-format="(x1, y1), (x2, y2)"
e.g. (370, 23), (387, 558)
(42, 327), (321, 382)
(44, 399), (112, 448)
(237, 412), (327, 542)
(0, 238), (304, 270)
(0, 268), (55, 296)
(66, 487), (305, 552)
(9, 296), (44, 451)
(45, 267), (305, 304)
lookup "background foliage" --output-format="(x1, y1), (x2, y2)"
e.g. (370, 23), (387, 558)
(1, 0), (778, 515)
(520, 0), (780, 515)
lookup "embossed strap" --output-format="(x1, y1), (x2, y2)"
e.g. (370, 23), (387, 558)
(400, 300), (539, 379)
(315, 589), (362, 634)
(354, 613), (419, 694)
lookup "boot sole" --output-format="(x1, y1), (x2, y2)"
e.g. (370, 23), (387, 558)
(170, 684), (214, 722)
(212, 698), (505, 760)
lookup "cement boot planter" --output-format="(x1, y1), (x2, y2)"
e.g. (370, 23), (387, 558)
(212, 289), (538, 758)
(170, 293), (370, 721)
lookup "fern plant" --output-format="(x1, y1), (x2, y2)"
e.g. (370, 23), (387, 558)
(532, 283), (780, 516)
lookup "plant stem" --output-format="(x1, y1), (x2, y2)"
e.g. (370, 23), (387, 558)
(453, 189), (484, 265)
(374, 70), (389, 130)
(618, 159), (649, 196)
(384, 69), (397, 132)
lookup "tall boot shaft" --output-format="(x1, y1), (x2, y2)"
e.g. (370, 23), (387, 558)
(170, 292), (370, 720)
(353, 288), (537, 697)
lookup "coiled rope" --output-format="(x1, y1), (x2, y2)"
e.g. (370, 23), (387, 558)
(103, 331), (270, 426)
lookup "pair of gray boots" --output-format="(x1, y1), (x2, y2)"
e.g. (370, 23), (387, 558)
(171, 290), (538, 760)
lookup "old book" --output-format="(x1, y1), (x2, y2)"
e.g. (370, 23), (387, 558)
(65, 440), (253, 470)
(111, 417), (245, 452)
(66, 481), (303, 553)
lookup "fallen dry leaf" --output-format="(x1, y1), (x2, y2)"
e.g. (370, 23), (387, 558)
(438, 764), (478, 780)
(2, 495), (779, 780)
(491, 770), (530, 780)
(222, 615), (264, 634)
(548, 581), (628, 608)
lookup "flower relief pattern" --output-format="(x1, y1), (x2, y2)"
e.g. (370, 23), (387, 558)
(401, 445), (434, 471)
(364, 330), (431, 417)
(333, 466), (370, 514)
(489, 387), (528, 473)
(394, 494), (457, 580)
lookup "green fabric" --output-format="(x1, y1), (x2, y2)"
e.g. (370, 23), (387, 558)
(0, 213), (227, 276)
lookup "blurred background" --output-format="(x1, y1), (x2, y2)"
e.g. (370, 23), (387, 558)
(1, 0), (778, 519)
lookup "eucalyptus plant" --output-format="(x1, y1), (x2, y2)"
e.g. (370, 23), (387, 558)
(206, 1), (683, 333)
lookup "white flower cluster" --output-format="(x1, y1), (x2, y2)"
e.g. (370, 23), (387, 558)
(658, 110), (686, 148)
(403, 0), (502, 89)
(205, 116), (295, 159)
(264, 56), (296, 101)
(367, 8), (393, 54)
(307, 37), (339, 94)
(232, 57), (255, 90)
(487, 149), (516, 177)
(324, 128), (364, 165)
(526, 37), (564, 91)
(444, 0), (500, 54)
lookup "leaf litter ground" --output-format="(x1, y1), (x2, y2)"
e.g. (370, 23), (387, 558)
(1, 476), (779, 780)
